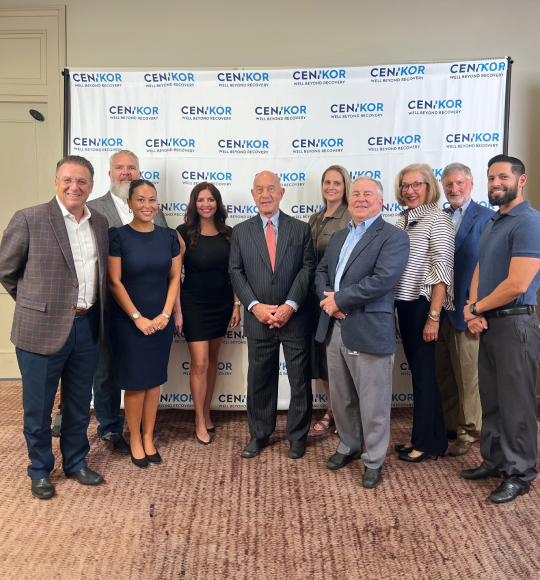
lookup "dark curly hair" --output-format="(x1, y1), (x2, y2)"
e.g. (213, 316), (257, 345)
(184, 182), (231, 246)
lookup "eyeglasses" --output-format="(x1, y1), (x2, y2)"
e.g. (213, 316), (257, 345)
(400, 181), (427, 193)
(60, 178), (92, 187)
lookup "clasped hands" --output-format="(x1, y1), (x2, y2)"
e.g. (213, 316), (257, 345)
(134, 313), (171, 336)
(463, 300), (488, 337)
(320, 291), (346, 320)
(252, 303), (294, 328)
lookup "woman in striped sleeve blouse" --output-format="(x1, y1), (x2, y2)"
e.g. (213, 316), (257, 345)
(393, 163), (455, 463)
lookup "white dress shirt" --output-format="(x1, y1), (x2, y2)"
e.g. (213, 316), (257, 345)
(110, 192), (133, 226)
(56, 197), (98, 309)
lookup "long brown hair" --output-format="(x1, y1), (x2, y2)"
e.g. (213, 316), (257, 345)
(184, 182), (231, 246)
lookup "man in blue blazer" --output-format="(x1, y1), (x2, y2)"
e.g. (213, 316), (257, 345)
(435, 163), (494, 456)
(229, 171), (316, 460)
(315, 178), (409, 488)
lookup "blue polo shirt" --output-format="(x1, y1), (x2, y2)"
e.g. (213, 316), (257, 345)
(477, 200), (540, 306)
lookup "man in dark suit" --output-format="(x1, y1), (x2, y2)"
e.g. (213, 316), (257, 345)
(435, 163), (494, 456)
(87, 150), (168, 454)
(315, 177), (409, 488)
(229, 171), (316, 459)
(0, 155), (109, 499)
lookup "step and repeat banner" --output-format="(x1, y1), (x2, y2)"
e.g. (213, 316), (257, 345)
(70, 59), (507, 410)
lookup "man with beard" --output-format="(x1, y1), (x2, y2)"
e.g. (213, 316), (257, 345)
(87, 150), (168, 453)
(462, 154), (540, 504)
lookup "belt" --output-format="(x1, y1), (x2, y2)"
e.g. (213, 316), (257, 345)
(483, 305), (535, 319)
(75, 305), (95, 318)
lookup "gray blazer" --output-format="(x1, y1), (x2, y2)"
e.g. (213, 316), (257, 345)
(315, 216), (410, 354)
(87, 191), (168, 228)
(0, 198), (109, 355)
(229, 212), (316, 340)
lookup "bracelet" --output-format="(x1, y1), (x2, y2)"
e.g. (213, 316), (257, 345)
(234, 301), (241, 306)
(427, 315), (440, 322)
(428, 309), (440, 318)
(161, 312), (170, 319)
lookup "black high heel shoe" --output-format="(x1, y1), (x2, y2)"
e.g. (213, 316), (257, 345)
(398, 449), (445, 463)
(130, 448), (149, 468)
(146, 450), (162, 464)
(206, 427), (216, 434)
(196, 428), (212, 445)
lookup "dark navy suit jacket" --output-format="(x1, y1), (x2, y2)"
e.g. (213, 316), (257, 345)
(229, 211), (316, 339)
(314, 216), (409, 354)
(446, 200), (494, 331)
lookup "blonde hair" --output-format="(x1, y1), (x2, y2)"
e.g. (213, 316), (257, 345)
(321, 165), (351, 201)
(394, 163), (440, 206)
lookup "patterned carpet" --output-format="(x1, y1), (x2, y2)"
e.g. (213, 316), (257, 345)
(1, 379), (539, 580)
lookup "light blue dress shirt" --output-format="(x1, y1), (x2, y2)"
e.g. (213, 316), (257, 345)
(334, 214), (380, 292)
(450, 198), (472, 233)
(248, 211), (299, 312)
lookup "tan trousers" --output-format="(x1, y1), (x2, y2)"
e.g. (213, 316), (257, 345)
(435, 316), (482, 442)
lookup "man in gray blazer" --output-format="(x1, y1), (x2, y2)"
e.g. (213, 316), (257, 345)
(229, 171), (316, 459)
(315, 177), (409, 488)
(0, 155), (109, 498)
(87, 150), (168, 453)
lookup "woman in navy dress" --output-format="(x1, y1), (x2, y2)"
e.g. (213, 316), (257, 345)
(174, 182), (240, 445)
(108, 179), (181, 468)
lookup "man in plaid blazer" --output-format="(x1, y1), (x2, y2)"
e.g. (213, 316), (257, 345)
(0, 155), (109, 499)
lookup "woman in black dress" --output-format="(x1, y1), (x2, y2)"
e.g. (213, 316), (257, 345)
(174, 182), (240, 445)
(108, 179), (181, 468)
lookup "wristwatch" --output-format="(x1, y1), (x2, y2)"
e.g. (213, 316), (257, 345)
(132, 311), (140, 320)
(469, 303), (477, 315)
(429, 309), (440, 318)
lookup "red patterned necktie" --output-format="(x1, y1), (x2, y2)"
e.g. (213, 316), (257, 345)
(266, 220), (276, 271)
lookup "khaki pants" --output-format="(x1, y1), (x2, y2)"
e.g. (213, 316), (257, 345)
(435, 316), (482, 442)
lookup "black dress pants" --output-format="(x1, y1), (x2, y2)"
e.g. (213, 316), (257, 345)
(396, 298), (448, 455)
(246, 333), (312, 442)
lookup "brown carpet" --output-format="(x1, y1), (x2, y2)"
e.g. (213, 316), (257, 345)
(1, 380), (540, 580)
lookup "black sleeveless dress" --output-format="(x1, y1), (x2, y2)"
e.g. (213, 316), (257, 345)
(177, 224), (234, 342)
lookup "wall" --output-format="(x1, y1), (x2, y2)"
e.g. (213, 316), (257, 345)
(3, 0), (538, 202)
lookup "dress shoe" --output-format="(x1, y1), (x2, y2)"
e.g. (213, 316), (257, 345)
(448, 438), (474, 457)
(394, 444), (413, 453)
(398, 450), (445, 463)
(241, 437), (269, 459)
(326, 451), (361, 470)
(145, 450), (162, 464)
(363, 467), (382, 489)
(288, 441), (306, 460)
(110, 433), (130, 454)
(67, 467), (104, 485)
(130, 449), (149, 468)
(460, 464), (502, 480)
(489, 480), (530, 504)
(31, 477), (55, 499)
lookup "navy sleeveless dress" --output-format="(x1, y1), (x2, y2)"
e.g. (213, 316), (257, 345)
(109, 225), (180, 391)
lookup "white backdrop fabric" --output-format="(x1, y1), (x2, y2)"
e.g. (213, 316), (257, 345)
(70, 59), (507, 410)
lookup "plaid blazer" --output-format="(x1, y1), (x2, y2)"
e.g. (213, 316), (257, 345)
(0, 197), (109, 355)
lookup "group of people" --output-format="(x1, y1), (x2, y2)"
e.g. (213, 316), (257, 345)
(1, 149), (539, 506)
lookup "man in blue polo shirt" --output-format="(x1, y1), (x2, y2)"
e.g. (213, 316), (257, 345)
(461, 154), (540, 504)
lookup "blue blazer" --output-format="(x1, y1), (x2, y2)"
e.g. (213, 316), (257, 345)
(446, 200), (494, 330)
(314, 216), (409, 354)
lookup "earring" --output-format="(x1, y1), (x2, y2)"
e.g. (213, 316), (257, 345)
(129, 208), (132, 214)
